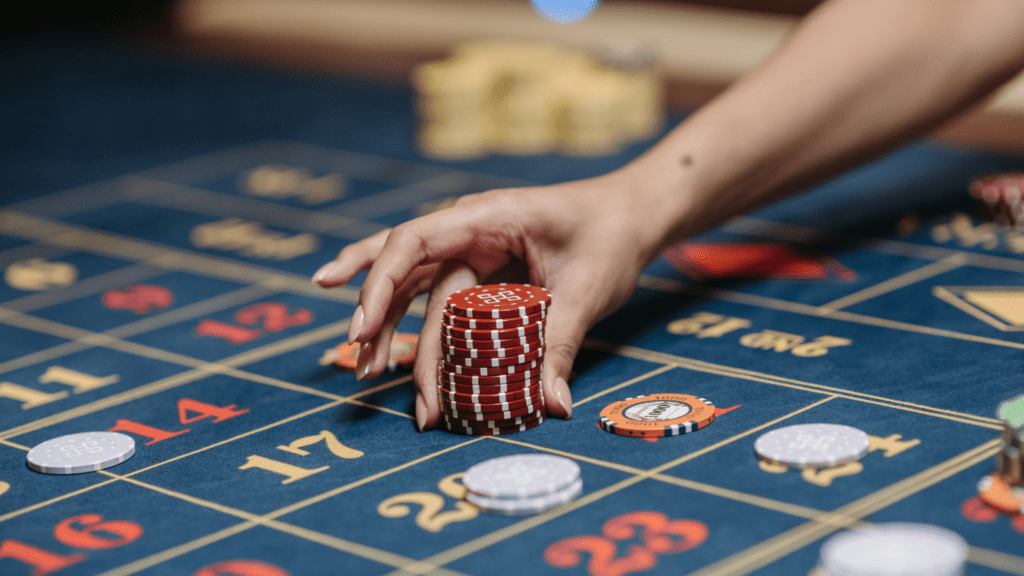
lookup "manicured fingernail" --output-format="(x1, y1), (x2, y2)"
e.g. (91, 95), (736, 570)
(415, 393), (428, 433)
(356, 341), (372, 380)
(312, 266), (328, 283)
(348, 306), (364, 344)
(554, 376), (572, 419)
(312, 261), (336, 283)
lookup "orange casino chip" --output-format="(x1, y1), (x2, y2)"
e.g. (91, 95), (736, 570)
(977, 473), (1024, 513)
(332, 333), (418, 371)
(598, 393), (716, 438)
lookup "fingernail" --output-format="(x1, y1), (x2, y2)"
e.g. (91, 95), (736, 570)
(554, 376), (572, 419)
(348, 306), (364, 344)
(311, 264), (330, 283)
(415, 393), (428, 433)
(356, 341), (372, 380)
(312, 261), (339, 283)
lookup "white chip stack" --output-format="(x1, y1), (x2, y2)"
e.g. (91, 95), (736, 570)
(463, 453), (583, 516)
(818, 523), (969, 576)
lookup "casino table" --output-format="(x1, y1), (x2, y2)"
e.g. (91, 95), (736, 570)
(2, 29), (1024, 576)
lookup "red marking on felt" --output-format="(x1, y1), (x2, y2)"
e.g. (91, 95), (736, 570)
(662, 243), (854, 281)
(961, 497), (999, 523)
(641, 436), (659, 443)
(714, 405), (741, 417)
(103, 285), (173, 314)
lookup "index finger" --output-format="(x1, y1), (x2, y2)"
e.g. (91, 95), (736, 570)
(353, 199), (517, 343)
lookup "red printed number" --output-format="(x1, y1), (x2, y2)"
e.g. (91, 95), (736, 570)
(103, 285), (173, 314)
(197, 303), (312, 344)
(0, 513), (142, 575)
(54, 514), (143, 550)
(110, 398), (248, 445)
(195, 560), (290, 576)
(545, 512), (708, 576)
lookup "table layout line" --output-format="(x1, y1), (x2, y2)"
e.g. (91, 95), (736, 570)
(102, 472), (473, 576)
(585, 339), (1001, 429)
(1, 373), (418, 527)
(688, 439), (1002, 576)
(638, 274), (1024, 351)
(819, 253), (969, 311)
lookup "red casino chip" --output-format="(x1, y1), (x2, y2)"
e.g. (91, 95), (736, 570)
(438, 382), (543, 404)
(441, 409), (543, 428)
(442, 341), (544, 359)
(441, 379), (542, 397)
(441, 332), (544, 350)
(441, 359), (539, 376)
(439, 392), (542, 414)
(440, 366), (540, 387)
(447, 283), (551, 319)
(440, 398), (543, 421)
(443, 347), (544, 367)
(441, 320), (543, 341)
(598, 393), (716, 438)
(332, 333), (417, 371)
(443, 308), (545, 330)
(441, 413), (544, 436)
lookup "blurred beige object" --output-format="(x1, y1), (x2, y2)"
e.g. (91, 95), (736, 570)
(418, 121), (492, 160)
(414, 39), (661, 158)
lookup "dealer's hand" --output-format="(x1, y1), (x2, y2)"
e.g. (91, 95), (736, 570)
(312, 166), (670, 432)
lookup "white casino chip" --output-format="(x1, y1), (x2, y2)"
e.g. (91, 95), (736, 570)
(463, 454), (581, 500)
(754, 423), (870, 470)
(467, 478), (583, 516)
(819, 523), (968, 576)
(27, 431), (135, 475)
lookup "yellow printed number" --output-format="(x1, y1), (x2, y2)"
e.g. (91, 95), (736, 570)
(378, 473), (479, 532)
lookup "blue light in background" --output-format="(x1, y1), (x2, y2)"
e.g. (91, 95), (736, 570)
(530, 0), (601, 23)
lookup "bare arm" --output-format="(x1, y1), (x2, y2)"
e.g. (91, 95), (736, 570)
(631, 0), (1024, 249)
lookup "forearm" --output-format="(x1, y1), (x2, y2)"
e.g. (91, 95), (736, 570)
(628, 0), (1024, 248)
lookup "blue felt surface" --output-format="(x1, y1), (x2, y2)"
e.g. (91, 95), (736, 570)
(1, 28), (1023, 576)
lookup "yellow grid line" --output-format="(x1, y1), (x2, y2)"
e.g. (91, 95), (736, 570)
(819, 253), (969, 311)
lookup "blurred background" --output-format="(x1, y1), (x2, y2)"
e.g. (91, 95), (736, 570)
(8, 0), (1024, 154)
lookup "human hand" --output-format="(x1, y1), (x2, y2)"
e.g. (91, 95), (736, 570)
(312, 166), (672, 431)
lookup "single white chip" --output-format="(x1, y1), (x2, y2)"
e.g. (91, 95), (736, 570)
(819, 523), (968, 576)
(27, 432), (135, 475)
(467, 477), (583, 516)
(463, 454), (581, 500)
(754, 423), (870, 470)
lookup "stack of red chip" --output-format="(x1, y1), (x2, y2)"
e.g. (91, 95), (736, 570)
(970, 173), (1024, 230)
(438, 283), (551, 435)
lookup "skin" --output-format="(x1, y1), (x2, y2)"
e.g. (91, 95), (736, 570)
(313, 0), (1024, 432)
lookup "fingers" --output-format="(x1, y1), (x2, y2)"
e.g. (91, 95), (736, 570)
(355, 263), (438, 380)
(312, 228), (391, 288)
(412, 260), (479, 432)
(354, 201), (514, 346)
